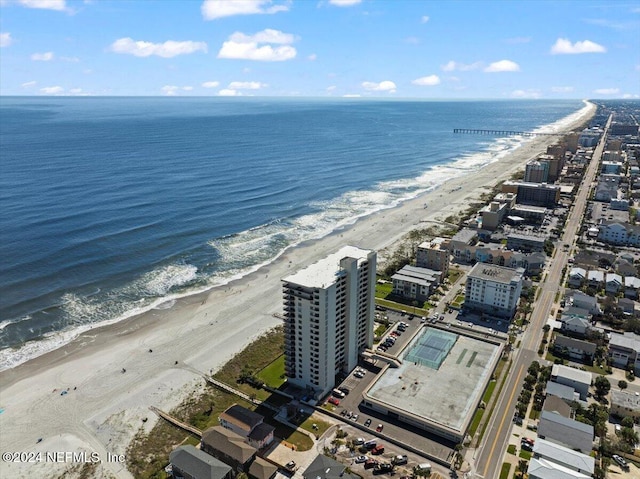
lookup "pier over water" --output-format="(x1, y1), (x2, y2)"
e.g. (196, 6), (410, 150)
(453, 128), (563, 137)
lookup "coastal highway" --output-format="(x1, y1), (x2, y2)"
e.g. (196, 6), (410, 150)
(473, 114), (612, 479)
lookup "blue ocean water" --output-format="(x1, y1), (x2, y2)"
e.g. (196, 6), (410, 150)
(0, 97), (587, 369)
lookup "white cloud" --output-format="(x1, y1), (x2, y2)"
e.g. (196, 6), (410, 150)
(412, 75), (440, 86)
(308, 53), (317, 61)
(593, 88), (620, 95)
(161, 85), (194, 96)
(110, 38), (207, 58)
(40, 85), (64, 94)
(551, 86), (574, 93)
(343, 94), (361, 97)
(218, 29), (297, 61)
(18, 0), (67, 11)
(201, 0), (289, 20)
(362, 80), (396, 92)
(484, 60), (520, 72)
(326, 85), (337, 92)
(329, 0), (362, 6)
(31, 51), (54, 61)
(511, 89), (541, 99)
(420, 15), (430, 23)
(550, 38), (606, 54)
(441, 60), (482, 72)
(228, 81), (266, 90)
(218, 89), (240, 96)
(202, 81), (220, 88)
(0, 32), (13, 48)
(623, 93), (640, 99)
(21, 80), (36, 87)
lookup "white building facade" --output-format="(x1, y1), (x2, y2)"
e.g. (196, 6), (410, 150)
(464, 264), (524, 319)
(282, 246), (376, 398)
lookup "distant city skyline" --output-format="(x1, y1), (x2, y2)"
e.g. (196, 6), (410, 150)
(1, 0), (639, 98)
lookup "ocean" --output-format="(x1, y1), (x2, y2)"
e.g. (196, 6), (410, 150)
(0, 97), (588, 370)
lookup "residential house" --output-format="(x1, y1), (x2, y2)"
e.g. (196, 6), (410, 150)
(169, 445), (233, 479)
(615, 259), (637, 277)
(610, 389), (640, 420)
(598, 221), (640, 246)
(303, 455), (360, 479)
(201, 426), (257, 474)
(587, 270), (604, 288)
(568, 291), (600, 315)
(550, 364), (591, 401)
(528, 439), (594, 479)
(605, 273), (623, 294)
(545, 382), (583, 407)
(568, 268), (586, 288)
(561, 316), (592, 337)
(553, 335), (596, 363)
(618, 297), (636, 316)
(542, 394), (572, 418)
(609, 332), (640, 375)
(219, 405), (274, 449)
(624, 276), (640, 299)
(537, 411), (594, 453)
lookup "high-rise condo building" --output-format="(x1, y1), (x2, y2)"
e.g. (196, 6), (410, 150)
(282, 246), (376, 398)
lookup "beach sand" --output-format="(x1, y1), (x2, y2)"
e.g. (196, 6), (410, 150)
(0, 103), (595, 478)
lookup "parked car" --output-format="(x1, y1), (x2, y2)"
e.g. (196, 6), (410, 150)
(371, 445), (385, 455)
(354, 371), (365, 378)
(364, 460), (379, 469)
(364, 418), (372, 427)
(392, 455), (408, 465)
(373, 463), (394, 474)
(285, 461), (296, 472)
(351, 414), (359, 422)
(338, 386), (350, 394)
(376, 424), (384, 432)
(355, 455), (368, 464)
(328, 397), (340, 406)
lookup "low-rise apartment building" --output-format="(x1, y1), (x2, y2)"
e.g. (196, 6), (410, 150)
(464, 263), (524, 319)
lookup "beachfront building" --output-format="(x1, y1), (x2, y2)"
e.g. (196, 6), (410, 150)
(391, 265), (440, 302)
(415, 237), (450, 277)
(218, 405), (274, 449)
(282, 246), (376, 398)
(464, 263), (524, 319)
(524, 160), (550, 183)
(501, 181), (560, 207)
(169, 445), (233, 479)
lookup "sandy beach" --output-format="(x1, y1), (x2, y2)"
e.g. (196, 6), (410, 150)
(0, 102), (595, 478)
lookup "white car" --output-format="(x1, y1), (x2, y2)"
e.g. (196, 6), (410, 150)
(355, 455), (368, 464)
(354, 371), (365, 378)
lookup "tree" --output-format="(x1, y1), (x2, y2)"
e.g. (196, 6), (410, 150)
(620, 427), (639, 449)
(594, 375), (611, 399)
(517, 459), (528, 478)
(621, 416), (635, 428)
(618, 380), (628, 389)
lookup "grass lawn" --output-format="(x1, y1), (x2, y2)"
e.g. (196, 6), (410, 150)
(454, 294), (465, 303)
(519, 450), (532, 460)
(298, 416), (332, 438)
(375, 282), (393, 297)
(528, 408), (540, 420)
(448, 268), (463, 284)
(499, 463), (511, 479)
(256, 355), (286, 388)
(468, 408), (484, 438)
(507, 444), (516, 455)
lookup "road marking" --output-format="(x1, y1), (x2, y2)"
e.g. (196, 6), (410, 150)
(482, 363), (525, 477)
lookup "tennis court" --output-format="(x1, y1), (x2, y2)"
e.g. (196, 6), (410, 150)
(404, 328), (457, 370)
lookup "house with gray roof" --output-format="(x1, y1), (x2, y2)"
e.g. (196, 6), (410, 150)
(218, 405), (274, 449)
(560, 316), (592, 337)
(391, 265), (440, 302)
(624, 276), (640, 299)
(587, 270), (604, 287)
(537, 411), (594, 453)
(550, 365), (591, 400)
(169, 445), (233, 479)
(528, 458), (592, 479)
(532, 438), (594, 475)
(542, 395), (572, 418)
(598, 221), (640, 246)
(568, 291), (599, 315)
(609, 331), (640, 375)
(618, 297), (636, 316)
(611, 389), (640, 419)
(303, 455), (359, 479)
(568, 268), (586, 288)
(606, 273), (623, 294)
(553, 335), (596, 363)
(201, 426), (257, 473)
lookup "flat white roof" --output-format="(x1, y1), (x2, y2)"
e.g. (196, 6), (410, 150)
(282, 245), (373, 288)
(533, 438), (595, 474)
(551, 364), (592, 385)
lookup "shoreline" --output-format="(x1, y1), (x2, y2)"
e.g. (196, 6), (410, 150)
(0, 102), (596, 478)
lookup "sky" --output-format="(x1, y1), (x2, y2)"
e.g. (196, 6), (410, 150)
(0, 0), (639, 98)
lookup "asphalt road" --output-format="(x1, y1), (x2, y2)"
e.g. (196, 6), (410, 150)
(474, 114), (612, 479)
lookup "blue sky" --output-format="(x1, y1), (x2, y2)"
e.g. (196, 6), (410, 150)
(1, 0), (639, 98)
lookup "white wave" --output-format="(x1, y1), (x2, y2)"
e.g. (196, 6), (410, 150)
(142, 264), (198, 296)
(0, 315), (31, 332)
